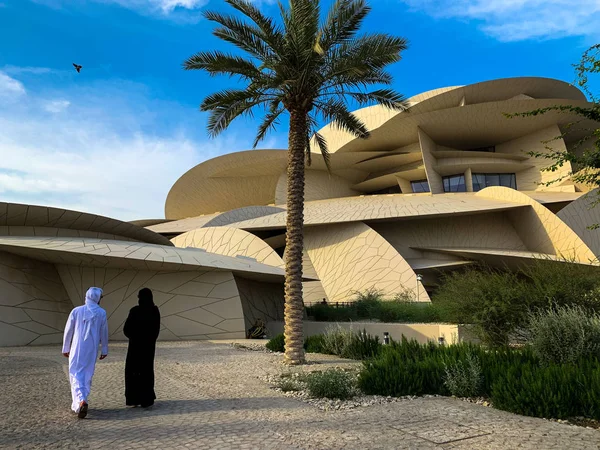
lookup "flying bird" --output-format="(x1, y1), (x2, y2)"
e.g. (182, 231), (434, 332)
(72, 63), (82, 73)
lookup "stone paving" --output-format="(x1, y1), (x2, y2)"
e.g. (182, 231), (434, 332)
(0, 341), (599, 449)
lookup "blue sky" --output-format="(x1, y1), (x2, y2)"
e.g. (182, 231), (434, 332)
(0, 0), (598, 220)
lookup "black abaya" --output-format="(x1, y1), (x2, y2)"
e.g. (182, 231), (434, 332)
(124, 288), (160, 407)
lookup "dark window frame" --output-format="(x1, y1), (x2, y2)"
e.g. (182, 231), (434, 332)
(442, 174), (467, 192)
(472, 172), (517, 191)
(410, 179), (430, 193)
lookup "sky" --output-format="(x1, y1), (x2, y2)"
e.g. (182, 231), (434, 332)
(0, 0), (598, 221)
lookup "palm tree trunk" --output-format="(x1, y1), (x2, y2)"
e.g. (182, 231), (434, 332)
(283, 109), (307, 365)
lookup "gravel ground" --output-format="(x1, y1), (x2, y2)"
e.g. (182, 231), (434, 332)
(0, 341), (599, 449)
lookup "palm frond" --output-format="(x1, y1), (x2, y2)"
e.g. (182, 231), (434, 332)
(305, 133), (312, 166)
(322, 71), (394, 91)
(253, 100), (285, 147)
(313, 132), (331, 172)
(204, 10), (272, 59)
(182, 51), (261, 80)
(332, 34), (408, 73)
(226, 0), (285, 53)
(201, 89), (271, 137)
(315, 98), (369, 138)
(189, 0), (408, 151)
(347, 89), (410, 111)
(320, 0), (369, 50)
(286, 0), (322, 92)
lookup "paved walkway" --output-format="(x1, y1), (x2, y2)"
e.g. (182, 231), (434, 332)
(0, 342), (599, 449)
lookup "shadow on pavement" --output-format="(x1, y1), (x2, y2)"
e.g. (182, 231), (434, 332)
(86, 396), (304, 420)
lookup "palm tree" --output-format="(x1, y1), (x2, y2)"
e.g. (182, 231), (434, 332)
(183, 0), (409, 365)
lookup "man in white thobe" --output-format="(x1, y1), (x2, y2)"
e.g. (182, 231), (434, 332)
(62, 287), (109, 419)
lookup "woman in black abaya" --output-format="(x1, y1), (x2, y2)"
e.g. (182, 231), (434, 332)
(124, 287), (161, 408)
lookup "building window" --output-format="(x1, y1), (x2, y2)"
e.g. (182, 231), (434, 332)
(411, 180), (430, 193)
(472, 173), (517, 191)
(370, 184), (401, 195)
(443, 174), (466, 192)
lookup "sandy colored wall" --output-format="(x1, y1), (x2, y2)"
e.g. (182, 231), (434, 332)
(0, 226), (136, 241)
(203, 206), (285, 228)
(267, 321), (460, 345)
(372, 211), (526, 259)
(171, 174), (280, 217)
(303, 280), (329, 304)
(497, 125), (572, 191)
(477, 187), (596, 262)
(165, 150), (287, 219)
(234, 276), (284, 331)
(56, 266), (247, 341)
(299, 249), (329, 303)
(304, 222), (429, 303)
(558, 189), (600, 259)
(417, 128), (444, 194)
(275, 170), (359, 205)
(0, 251), (72, 347)
(171, 227), (284, 268)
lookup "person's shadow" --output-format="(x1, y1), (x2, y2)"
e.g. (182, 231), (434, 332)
(85, 396), (303, 420)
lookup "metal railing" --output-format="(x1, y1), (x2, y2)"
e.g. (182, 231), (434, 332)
(304, 300), (353, 308)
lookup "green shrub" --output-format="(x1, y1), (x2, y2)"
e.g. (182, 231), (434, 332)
(266, 333), (285, 352)
(307, 303), (358, 322)
(379, 300), (444, 323)
(528, 305), (600, 364)
(354, 288), (385, 318)
(443, 353), (483, 398)
(358, 336), (600, 421)
(491, 360), (600, 420)
(521, 259), (600, 310)
(276, 377), (302, 392)
(304, 334), (325, 353)
(477, 346), (537, 396)
(321, 325), (355, 356)
(267, 329), (382, 359)
(433, 260), (600, 347)
(306, 289), (447, 324)
(305, 369), (355, 400)
(359, 337), (536, 398)
(342, 330), (381, 360)
(433, 267), (529, 346)
(359, 347), (448, 397)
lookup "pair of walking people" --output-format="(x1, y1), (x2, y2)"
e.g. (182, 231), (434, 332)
(62, 287), (160, 418)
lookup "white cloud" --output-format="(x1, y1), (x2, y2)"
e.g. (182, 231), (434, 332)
(0, 122), (201, 219)
(0, 71), (26, 101)
(400, 0), (600, 41)
(151, 0), (206, 13)
(2, 65), (54, 75)
(43, 99), (71, 113)
(0, 77), (282, 221)
(99, 0), (207, 14)
(31, 0), (208, 18)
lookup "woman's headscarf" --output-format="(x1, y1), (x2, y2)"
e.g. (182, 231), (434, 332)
(138, 288), (154, 307)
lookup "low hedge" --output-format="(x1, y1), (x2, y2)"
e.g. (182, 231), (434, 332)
(266, 329), (380, 360)
(304, 334), (325, 353)
(491, 360), (600, 420)
(359, 347), (449, 396)
(305, 369), (355, 400)
(265, 333), (327, 354)
(306, 299), (446, 323)
(266, 333), (285, 352)
(358, 337), (600, 421)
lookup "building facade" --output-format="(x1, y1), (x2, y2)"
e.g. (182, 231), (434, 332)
(2, 77), (599, 346)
